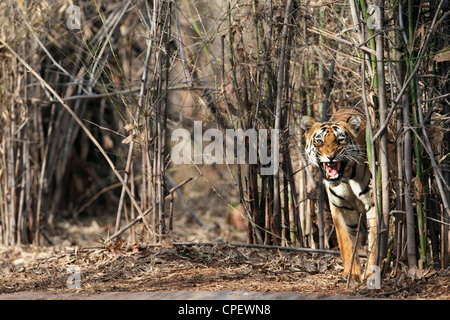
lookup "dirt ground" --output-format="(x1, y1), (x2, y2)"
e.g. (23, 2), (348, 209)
(0, 236), (449, 300)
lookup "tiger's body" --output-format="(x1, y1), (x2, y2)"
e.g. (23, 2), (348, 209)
(301, 108), (377, 279)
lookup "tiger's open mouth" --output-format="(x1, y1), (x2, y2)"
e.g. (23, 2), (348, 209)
(321, 161), (346, 180)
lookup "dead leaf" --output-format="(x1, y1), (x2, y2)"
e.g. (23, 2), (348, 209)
(124, 123), (136, 132)
(433, 47), (450, 62)
(319, 262), (328, 273)
(139, 249), (153, 258)
(12, 258), (25, 266)
(437, 153), (449, 164)
(122, 133), (135, 145)
(108, 239), (126, 252)
(130, 242), (141, 253)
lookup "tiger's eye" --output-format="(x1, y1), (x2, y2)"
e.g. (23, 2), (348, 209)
(314, 138), (323, 145)
(337, 137), (346, 144)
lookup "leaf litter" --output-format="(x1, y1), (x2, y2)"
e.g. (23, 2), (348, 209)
(0, 240), (448, 299)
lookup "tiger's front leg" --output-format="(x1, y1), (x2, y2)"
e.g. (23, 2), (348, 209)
(363, 204), (377, 279)
(350, 178), (378, 279)
(327, 196), (363, 279)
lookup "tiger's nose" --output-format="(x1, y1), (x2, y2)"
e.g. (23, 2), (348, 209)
(326, 154), (336, 162)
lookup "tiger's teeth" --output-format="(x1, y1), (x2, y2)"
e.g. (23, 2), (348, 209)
(324, 162), (340, 179)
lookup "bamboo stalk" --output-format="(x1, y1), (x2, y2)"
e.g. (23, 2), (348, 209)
(393, 18), (406, 273)
(361, 52), (380, 268)
(360, 0), (379, 91)
(375, 0), (390, 262)
(402, 71), (418, 271)
(272, 0), (294, 245)
(0, 37), (154, 238)
(407, 0), (427, 269)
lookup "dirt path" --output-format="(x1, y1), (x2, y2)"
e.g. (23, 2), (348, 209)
(1, 241), (448, 300)
(0, 290), (367, 300)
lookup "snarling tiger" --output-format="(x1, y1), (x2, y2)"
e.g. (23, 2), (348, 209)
(300, 107), (377, 279)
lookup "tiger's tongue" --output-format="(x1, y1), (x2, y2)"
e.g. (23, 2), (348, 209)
(326, 163), (339, 178)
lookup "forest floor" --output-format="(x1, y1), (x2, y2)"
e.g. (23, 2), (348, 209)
(0, 214), (449, 300)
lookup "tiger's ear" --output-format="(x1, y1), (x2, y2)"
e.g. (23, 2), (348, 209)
(347, 115), (362, 133)
(300, 116), (316, 133)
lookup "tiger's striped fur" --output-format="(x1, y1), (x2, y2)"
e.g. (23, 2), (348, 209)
(301, 108), (377, 279)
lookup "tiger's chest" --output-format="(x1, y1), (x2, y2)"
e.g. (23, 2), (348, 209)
(324, 162), (372, 214)
(326, 180), (366, 213)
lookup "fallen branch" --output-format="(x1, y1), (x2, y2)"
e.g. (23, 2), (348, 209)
(173, 241), (367, 258)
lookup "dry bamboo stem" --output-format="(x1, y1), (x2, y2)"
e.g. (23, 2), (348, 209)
(361, 52), (380, 266)
(375, 0), (390, 260)
(44, 86), (217, 104)
(402, 74), (417, 270)
(272, 0), (294, 245)
(0, 37), (154, 237)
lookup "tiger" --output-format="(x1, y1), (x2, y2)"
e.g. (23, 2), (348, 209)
(300, 107), (377, 279)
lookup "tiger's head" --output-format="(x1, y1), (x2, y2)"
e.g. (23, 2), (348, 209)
(300, 114), (364, 183)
